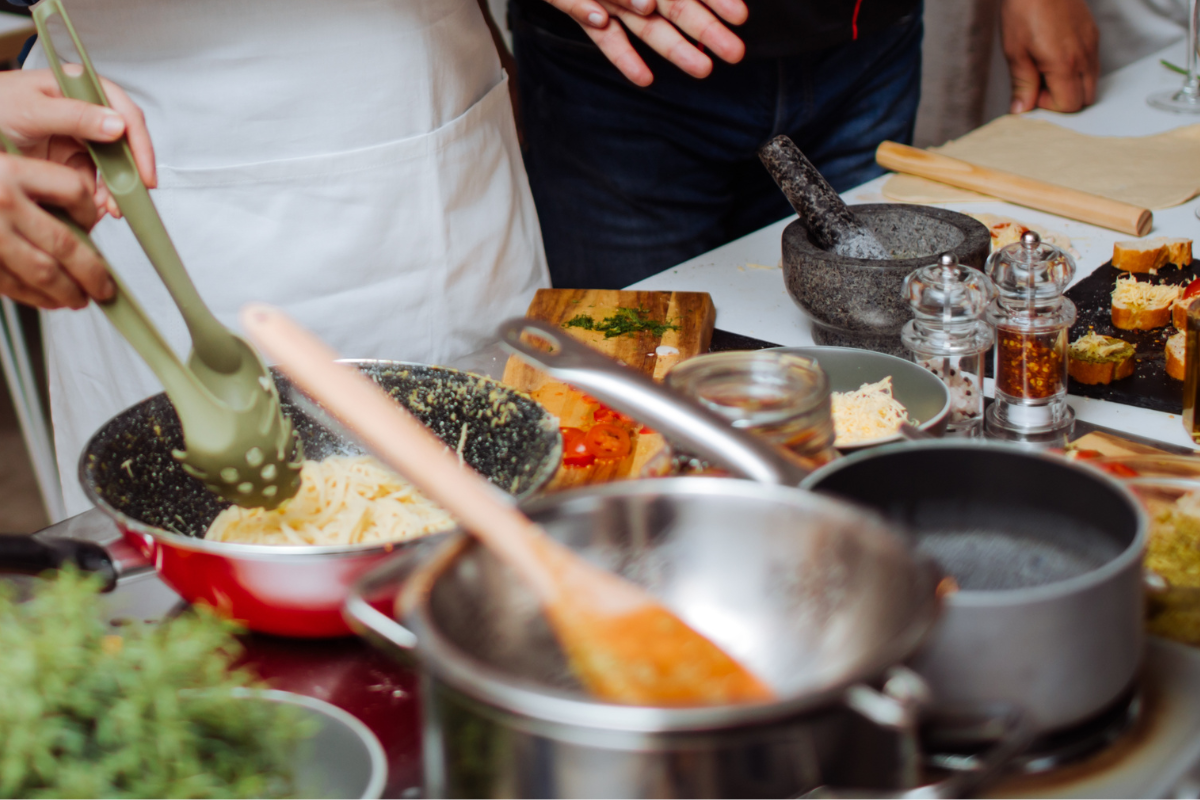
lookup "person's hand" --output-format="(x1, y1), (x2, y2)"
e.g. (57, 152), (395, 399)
(542, 0), (747, 85)
(0, 155), (112, 309)
(1000, 0), (1099, 114)
(0, 69), (155, 310)
(0, 68), (157, 219)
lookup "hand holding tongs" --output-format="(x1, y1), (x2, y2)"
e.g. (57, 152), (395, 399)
(20, 0), (302, 509)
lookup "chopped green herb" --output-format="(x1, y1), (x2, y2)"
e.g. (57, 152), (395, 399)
(0, 571), (315, 798)
(563, 307), (679, 339)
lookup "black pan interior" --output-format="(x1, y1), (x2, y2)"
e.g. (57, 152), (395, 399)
(810, 448), (1139, 591)
(81, 364), (560, 539)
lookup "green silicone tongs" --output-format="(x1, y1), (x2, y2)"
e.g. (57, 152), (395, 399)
(24, 0), (302, 509)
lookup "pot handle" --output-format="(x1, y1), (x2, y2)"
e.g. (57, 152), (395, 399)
(497, 318), (810, 486)
(344, 535), (457, 652)
(811, 668), (1033, 799)
(0, 535), (118, 591)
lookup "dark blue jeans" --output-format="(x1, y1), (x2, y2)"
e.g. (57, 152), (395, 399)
(512, 5), (923, 289)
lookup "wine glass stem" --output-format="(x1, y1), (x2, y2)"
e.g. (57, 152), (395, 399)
(1190, 0), (1200, 92)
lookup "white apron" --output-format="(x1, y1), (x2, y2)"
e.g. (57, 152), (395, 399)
(26, 0), (549, 516)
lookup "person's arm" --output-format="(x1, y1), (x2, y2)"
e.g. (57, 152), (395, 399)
(0, 69), (155, 309)
(1001, 0), (1100, 113)
(541, 0), (747, 86)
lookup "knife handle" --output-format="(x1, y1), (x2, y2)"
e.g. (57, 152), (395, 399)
(875, 141), (1153, 237)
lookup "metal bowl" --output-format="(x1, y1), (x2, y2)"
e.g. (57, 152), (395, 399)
(774, 345), (951, 448)
(237, 689), (387, 799)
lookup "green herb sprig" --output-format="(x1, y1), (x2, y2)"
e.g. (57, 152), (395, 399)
(563, 307), (679, 339)
(0, 571), (314, 799)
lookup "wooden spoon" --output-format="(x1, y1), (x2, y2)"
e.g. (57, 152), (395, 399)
(241, 304), (774, 706)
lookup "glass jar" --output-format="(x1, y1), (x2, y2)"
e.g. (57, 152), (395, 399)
(666, 351), (839, 470)
(984, 231), (1077, 438)
(901, 253), (996, 436)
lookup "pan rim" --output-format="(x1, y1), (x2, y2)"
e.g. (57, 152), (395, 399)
(802, 439), (1149, 605)
(78, 359), (561, 559)
(393, 477), (944, 733)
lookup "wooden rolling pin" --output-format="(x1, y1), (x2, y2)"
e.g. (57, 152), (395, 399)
(876, 141), (1153, 237)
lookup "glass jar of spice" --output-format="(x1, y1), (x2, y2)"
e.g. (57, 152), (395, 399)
(666, 351), (839, 470)
(984, 231), (1077, 438)
(901, 253), (996, 436)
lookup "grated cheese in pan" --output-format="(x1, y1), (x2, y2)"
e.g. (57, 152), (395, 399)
(1112, 275), (1180, 310)
(204, 455), (453, 547)
(830, 377), (912, 447)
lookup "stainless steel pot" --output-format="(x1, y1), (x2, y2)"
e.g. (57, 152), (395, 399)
(495, 319), (1148, 738)
(802, 442), (1148, 736)
(348, 479), (949, 798)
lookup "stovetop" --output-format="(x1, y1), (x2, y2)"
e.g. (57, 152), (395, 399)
(18, 508), (1200, 799)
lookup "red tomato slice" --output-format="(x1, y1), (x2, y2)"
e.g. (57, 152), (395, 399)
(593, 406), (637, 428)
(1099, 462), (1140, 479)
(1184, 279), (1200, 300)
(560, 426), (595, 467)
(584, 424), (631, 460)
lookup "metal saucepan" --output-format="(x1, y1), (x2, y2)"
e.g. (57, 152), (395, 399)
(344, 322), (1034, 798)
(0, 361), (560, 637)
(805, 443), (1147, 737)
(348, 481), (981, 798)
(494, 319), (1147, 738)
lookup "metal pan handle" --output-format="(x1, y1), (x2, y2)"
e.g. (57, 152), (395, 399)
(343, 535), (459, 657)
(498, 318), (810, 486)
(810, 667), (1032, 799)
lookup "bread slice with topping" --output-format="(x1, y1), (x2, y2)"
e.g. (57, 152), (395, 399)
(1167, 331), (1188, 381)
(1113, 237), (1193, 273)
(1112, 275), (1181, 330)
(1068, 333), (1136, 385)
(1174, 279), (1200, 329)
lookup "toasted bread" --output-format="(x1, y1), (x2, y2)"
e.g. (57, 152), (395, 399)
(1068, 334), (1135, 385)
(1112, 275), (1181, 331)
(1113, 237), (1194, 273)
(1167, 331), (1187, 381)
(1176, 297), (1198, 330)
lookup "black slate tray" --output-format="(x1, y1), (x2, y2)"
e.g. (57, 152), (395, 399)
(1064, 259), (1200, 414)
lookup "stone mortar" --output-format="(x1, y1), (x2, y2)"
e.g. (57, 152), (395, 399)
(783, 204), (991, 357)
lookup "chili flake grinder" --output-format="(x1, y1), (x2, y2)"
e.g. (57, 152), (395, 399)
(984, 231), (1077, 440)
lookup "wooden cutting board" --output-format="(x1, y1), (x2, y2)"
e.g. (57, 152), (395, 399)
(502, 289), (716, 491)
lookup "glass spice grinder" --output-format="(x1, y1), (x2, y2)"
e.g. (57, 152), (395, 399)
(901, 253), (996, 436)
(984, 231), (1077, 439)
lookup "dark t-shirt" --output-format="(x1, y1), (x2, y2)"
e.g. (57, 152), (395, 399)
(513, 0), (922, 59)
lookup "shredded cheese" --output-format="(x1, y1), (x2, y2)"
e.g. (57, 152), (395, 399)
(1069, 333), (1132, 361)
(830, 377), (912, 446)
(204, 455), (453, 547)
(1112, 275), (1180, 310)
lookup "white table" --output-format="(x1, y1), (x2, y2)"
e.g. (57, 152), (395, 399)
(630, 40), (1200, 451)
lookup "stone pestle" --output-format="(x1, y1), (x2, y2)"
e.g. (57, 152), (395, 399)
(757, 135), (890, 260)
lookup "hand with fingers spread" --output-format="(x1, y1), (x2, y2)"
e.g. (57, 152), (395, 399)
(543, 0), (747, 84)
(1001, 0), (1100, 114)
(0, 69), (156, 310)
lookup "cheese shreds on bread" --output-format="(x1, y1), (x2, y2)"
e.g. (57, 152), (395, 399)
(831, 377), (912, 446)
(1112, 275), (1180, 330)
(1113, 237), (1193, 274)
(1068, 333), (1135, 385)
